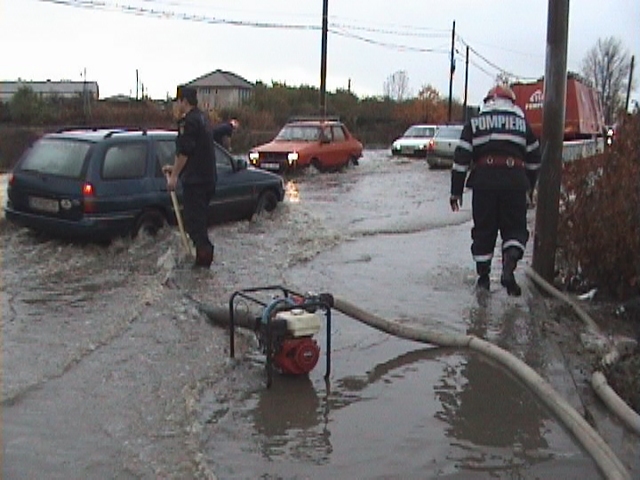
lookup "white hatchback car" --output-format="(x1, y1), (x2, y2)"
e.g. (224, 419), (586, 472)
(390, 124), (438, 157)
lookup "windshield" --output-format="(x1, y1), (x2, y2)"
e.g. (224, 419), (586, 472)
(275, 125), (321, 142)
(403, 126), (436, 138)
(19, 138), (91, 178)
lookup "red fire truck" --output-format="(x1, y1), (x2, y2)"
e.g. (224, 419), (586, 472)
(511, 76), (606, 140)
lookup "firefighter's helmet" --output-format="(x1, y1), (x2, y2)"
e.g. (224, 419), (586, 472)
(484, 85), (516, 103)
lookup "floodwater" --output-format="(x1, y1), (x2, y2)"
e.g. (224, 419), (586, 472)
(1, 153), (638, 479)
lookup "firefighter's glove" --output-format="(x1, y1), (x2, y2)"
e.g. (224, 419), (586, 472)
(449, 195), (462, 212)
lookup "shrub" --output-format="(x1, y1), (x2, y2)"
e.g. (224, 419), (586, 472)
(557, 113), (640, 299)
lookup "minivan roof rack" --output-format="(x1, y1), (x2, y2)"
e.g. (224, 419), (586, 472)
(54, 126), (149, 136)
(104, 128), (148, 138)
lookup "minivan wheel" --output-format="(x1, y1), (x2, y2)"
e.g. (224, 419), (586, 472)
(255, 190), (279, 215)
(133, 210), (165, 238)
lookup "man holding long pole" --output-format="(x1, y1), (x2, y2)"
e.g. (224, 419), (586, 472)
(164, 86), (218, 268)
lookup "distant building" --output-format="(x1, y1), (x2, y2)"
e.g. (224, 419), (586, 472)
(180, 70), (253, 110)
(0, 80), (99, 102)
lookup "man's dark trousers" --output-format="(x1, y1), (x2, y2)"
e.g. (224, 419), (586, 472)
(182, 183), (215, 254)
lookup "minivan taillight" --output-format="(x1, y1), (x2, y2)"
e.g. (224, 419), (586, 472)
(83, 182), (95, 213)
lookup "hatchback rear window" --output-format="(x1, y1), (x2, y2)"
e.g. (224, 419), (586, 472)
(437, 127), (463, 139)
(19, 138), (91, 178)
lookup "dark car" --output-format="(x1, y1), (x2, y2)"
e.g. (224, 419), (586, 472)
(248, 118), (363, 174)
(5, 128), (285, 241)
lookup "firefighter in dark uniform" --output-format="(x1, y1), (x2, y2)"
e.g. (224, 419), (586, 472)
(450, 85), (541, 296)
(164, 86), (218, 268)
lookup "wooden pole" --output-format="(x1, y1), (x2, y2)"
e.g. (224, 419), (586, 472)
(531, 0), (570, 281)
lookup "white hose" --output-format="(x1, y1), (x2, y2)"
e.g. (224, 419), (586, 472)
(524, 266), (640, 438)
(198, 290), (633, 479)
(332, 296), (631, 480)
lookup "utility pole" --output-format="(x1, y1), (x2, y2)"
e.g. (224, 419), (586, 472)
(531, 0), (570, 281)
(463, 45), (469, 123)
(625, 55), (635, 113)
(136, 69), (139, 101)
(447, 20), (455, 123)
(319, 0), (329, 118)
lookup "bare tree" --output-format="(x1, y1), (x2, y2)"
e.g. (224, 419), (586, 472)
(383, 70), (411, 101)
(581, 37), (633, 124)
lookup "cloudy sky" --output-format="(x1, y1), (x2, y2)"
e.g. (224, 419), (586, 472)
(2, 0), (638, 107)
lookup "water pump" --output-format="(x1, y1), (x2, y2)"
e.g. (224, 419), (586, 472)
(229, 286), (333, 387)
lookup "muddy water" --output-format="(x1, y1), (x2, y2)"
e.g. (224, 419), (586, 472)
(2, 153), (638, 479)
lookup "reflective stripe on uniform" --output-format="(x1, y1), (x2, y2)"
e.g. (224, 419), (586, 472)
(473, 133), (527, 147)
(452, 163), (469, 173)
(527, 140), (540, 152)
(473, 253), (494, 262)
(502, 239), (525, 252)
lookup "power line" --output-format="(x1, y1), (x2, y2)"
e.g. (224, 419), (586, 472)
(36, 0), (537, 83)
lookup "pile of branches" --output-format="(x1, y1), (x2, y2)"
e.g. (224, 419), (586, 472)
(556, 113), (640, 300)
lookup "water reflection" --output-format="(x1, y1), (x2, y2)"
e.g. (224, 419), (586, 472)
(434, 299), (552, 475)
(285, 180), (300, 203)
(248, 348), (443, 465)
(252, 376), (332, 463)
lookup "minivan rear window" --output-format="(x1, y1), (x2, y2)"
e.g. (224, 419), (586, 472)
(19, 138), (91, 178)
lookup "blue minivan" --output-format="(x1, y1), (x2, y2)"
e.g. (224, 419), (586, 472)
(5, 128), (285, 241)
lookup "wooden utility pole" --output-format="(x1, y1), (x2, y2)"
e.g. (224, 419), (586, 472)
(447, 20), (455, 123)
(625, 55), (635, 112)
(463, 45), (469, 123)
(319, 0), (329, 118)
(531, 0), (570, 281)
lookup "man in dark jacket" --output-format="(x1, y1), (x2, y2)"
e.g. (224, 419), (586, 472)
(165, 86), (237, 268)
(450, 85), (541, 296)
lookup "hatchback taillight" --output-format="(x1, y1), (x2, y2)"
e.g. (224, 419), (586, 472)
(8, 173), (15, 186)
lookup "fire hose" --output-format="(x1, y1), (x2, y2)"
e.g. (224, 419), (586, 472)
(197, 291), (632, 480)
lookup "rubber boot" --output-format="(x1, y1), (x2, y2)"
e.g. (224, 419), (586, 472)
(500, 248), (521, 297)
(476, 261), (491, 291)
(194, 244), (214, 268)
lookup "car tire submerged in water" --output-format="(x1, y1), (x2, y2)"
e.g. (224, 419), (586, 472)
(133, 209), (165, 238)
(254, 190), (279, 216)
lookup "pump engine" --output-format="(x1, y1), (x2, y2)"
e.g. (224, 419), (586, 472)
(257, 308), (321, 375)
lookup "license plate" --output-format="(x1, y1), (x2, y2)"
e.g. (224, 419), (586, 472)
(29, 196), (60, 213)
(261, 163), (280, 171)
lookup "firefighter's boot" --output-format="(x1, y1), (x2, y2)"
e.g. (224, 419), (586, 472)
(476, 261), (491, 291)
(194, 244), (214, 268)
(500, 248), (522, 297)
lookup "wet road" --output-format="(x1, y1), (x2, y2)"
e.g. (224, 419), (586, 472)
(1, 153), (639, 479)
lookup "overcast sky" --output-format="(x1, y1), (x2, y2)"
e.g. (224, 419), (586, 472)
(2, 0), (638, 107)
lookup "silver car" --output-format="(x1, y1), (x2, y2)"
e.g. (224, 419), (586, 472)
(426, 124), (464, 169)
(391, 124), (438, 157)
